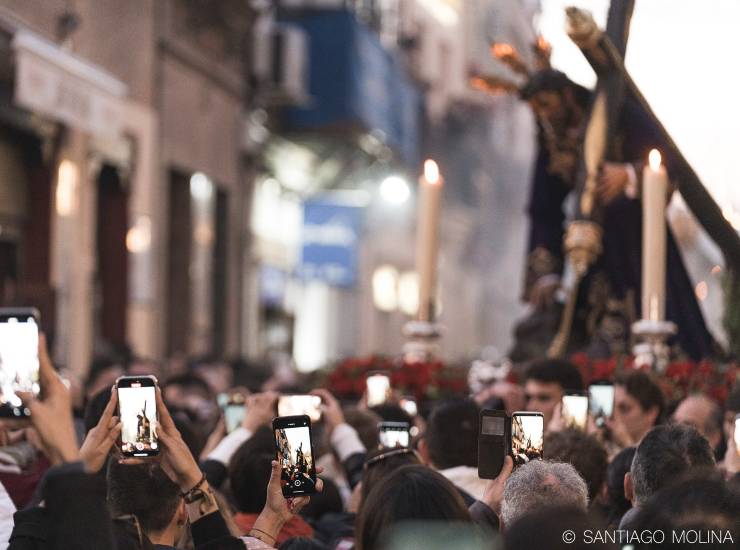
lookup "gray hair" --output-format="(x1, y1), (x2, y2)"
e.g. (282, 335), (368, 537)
(500, 460), (589, 526)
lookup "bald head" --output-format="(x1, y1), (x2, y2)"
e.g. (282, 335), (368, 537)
(672, 394), (722, 449)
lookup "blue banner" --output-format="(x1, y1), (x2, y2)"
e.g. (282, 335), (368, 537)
(299, 200), (363, 287)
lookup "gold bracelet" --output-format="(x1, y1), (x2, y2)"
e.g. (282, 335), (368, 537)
(249, 526), (276, 546)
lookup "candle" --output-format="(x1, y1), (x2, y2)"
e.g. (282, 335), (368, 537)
(642, 150), (668, 322)
(416, 160), (443, 322)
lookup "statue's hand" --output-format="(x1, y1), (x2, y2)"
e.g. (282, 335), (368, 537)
(597, 162), (630, 205)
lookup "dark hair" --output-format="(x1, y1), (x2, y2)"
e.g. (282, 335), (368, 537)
(361, 447), (421, 503)
(520, 69), (591, 107)
(356, 465), (471, 550)
(524, 359), (584, 392)
(605, 446), (636, 527)
(85, 357), (124, 391)
(369, 404), (413, 424)
(630, 424), (715, 505)
(725, 385), (740, 413)
(228, 426), (275, 513)
(161, 372), (213, 398)
(343, 408), (382, 451)
(278, 537), (329, 550)
(424, 399), (479, 469)
(107, 462), (181, 535)
(628, 474), (740, 549)
(298, 476), (343, 521)
(84, 387), (114, 434)
(504, 506), (618, 550)
(615, 371), (665, 420)
(545, 429), (608, 502)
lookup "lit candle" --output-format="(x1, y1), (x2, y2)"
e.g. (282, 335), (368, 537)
(642, 150), (668, 322)
(416, 160), (443, 322)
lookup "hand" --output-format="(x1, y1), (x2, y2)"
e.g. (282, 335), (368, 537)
(311, 389), (344, 434)
(252, 460), (325, 543)
(481, 456), (513, 516)
(597, 162), (630, 205)
(242, 391), (278, 432)
(80, 388), (122, 473)
(154, 388), (203, 492)
(722, 434), (740, 476)
(547, 402), (566, 434)
(199, 417), (226, 462)
(18, 335), (80, 464)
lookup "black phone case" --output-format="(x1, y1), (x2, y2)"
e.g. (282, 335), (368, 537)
(478, 411), (510, 479)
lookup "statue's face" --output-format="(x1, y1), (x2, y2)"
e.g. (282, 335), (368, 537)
(529, 90), (563, 121)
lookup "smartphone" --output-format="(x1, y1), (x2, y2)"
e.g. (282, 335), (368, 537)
(366, 372), (391, 407)
(478, 409), (508, 479)
(0, 308), (40, 418)
(735, 414), (740, 457)
(277, 395), (322, 423)
(117, 375), (159, 457)
(511, 411), (544, 468)
(379, 421), (410, 448)
(273, 415), (317, 497)
(588, 383), (615, 427)
(218, 392), (246, 434)
(399, 396), (418, 417)
(561, 393), (589, 431)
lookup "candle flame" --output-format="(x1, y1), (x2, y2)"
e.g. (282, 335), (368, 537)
(492, 43), (514, 59)
(537, 36), (550, 51)
(424, 159), (441, 184)
(648, 149), (662, 170)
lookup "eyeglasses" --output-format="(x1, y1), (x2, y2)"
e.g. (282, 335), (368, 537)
(115, 514), (144, 548)
(363, 447), (420, 470)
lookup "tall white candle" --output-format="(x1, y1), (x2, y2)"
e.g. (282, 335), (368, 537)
(416, 160), (443, 322)
(642, 150), (668, 322)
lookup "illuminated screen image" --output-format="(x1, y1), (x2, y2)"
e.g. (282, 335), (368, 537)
(119, 385), (158, 455)
(511, 414), (543, 467)
(380, 426), (410, 448)
(589, 385), (614, 419)
(0, 317), (39, 413)
(366, 374), (390, 407)
(278, 395), (322, 423)
(562, 395), (589, 430)
(275, 424), (316, 495)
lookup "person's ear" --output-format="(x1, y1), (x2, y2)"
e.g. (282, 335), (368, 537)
(176, 499), (188, 526)
(624, 472), (634, 504)
(645, 406), (659, 426)
(417, 438), (431, 466)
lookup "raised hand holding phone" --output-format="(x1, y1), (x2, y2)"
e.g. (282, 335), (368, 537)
(80, 388), (122, 472)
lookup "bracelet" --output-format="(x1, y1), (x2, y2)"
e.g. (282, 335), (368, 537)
(249, 526), (276, 546)
(181, 472), (207, 500)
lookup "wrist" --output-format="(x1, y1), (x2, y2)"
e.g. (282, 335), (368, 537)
(179, 468), (205, 493)
(253, 510), (285, 541)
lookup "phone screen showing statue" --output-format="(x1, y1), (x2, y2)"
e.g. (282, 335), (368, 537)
(562, 395), (589, 430)
(0, 315), (39, 417)
(511, 414), (543, 468)
(379, 423), (410, 448)
(275, 423), (316, 496)
(588, 385), (614, 419)
(119, 384), (158, 456)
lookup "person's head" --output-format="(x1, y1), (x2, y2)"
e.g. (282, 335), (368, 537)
(614, 371), (664, 443)
(107, 461), (185, 545)
(228, 426), (275, 513)
(544, 429), (608, 502)
(627, 424), (715, 507)
(419, 398), (479, 469)
(85, 357), (125, 400)
(628, 474), (740, 549)
(190, 356), (234, 394)
(605, 446), (636, 526)
(524, 360), (584, 427)
(504, 506), (618, 550)
(723, 385), (740, 445)
(520, 70), (590, 125)
(356, 464), (471, 550)
(672, 394), (723, 450)
(361, 447), (421, 504)
(500, 460), (589, 528)
(343, 407), (382, 451)
(84, 387), (115, 434)
(161, 372), (217, 425)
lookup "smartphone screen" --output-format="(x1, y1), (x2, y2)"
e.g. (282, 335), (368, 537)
(218, 393), (246, 434)
(588, 384), (614, 420)
(735, 414), (740, 456)
(511, 412), (544, 468)
(379, 422), (410, 448)
(278, 395), (322, 423)
(562, 394), (589, 431)
(0, 309), (40, 417)
(273, 415), (317, 496)
(117, 376), (159, 457)
(366, 373), (391, 407)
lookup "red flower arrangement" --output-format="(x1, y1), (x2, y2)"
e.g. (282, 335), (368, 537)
(325, 355), (468, 402)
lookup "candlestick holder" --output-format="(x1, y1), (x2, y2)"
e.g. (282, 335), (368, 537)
(402, 320), (443, 363)
(631, 319), (677, 373)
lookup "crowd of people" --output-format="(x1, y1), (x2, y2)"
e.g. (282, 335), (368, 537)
(0, 338), (738, 549)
